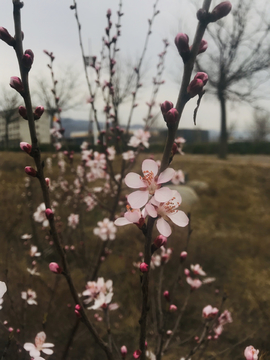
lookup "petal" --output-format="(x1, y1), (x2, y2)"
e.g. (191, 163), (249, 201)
(42, 348), (54, 355)
(125, 173), (146, 189)
(167, 210), (189, 227)
(142, 159), (158, 176)
(127, 190), (149, 209)
(114, 217), (131, 226)
(157, 168), (175, 184)
(35, 332), (46, 348)
(43, 343), (54, 348)
(170, 190), (182, 206)
(156, 218), (172, 237)
(0, 282), (7, 298)
(145, 203), (157, 218)
(154, 187), (172, 203)
(24, 343), (36, 351)
(30, 349), (41, 357)
(125, 210), (140, 223)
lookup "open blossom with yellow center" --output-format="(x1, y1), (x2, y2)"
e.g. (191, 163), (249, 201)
(145, 190), (189, 237)
(125, 159), (175, 209)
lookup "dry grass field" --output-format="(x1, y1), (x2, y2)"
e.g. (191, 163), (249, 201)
(0, 152), (270, 359)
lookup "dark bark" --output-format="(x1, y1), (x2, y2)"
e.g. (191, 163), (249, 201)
(218, 91), (227, 159)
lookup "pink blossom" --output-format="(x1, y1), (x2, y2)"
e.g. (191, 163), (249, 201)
(20, 142), (32, 154)
(49, 262), (62, 274)
(133, 349), (142, 359)
(86, 278), (114, 310)
(186, 277), (202, 290)
(125, 159), (174, 209)
(121, 345), (127, 358)
(171, 170), (185, 185)
(128, 129), (150, 148)
(94, 218), (117, 241)
(122, 150), (135, 161)
(24, 331), (54, 358)
(191, 264), (206, 276)
(83, 196), (96, 211)
(169, 304), (177, 312)
(68, 213), (79, 229)
(107, 146), (116, 160)
(180, 251), (187, 262)
(202, 305), (219, 319)
(163, 290), (170, 301)
(244, 346), (259, 360)
(21, 289), (37, 305)
(218, 310), (232, 325)
(145, 190), (189, 237)
(140, 263), (149, 273)
(114, 207), (146, 228)
(154, 235), (167, 249)
(30, 245), (41, 257)
(33, 203), (49, 227)
(25, 166), (37, 177)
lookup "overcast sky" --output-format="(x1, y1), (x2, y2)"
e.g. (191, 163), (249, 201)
(0, 0), (267, 134)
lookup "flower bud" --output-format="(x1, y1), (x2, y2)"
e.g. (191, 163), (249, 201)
(194, 72), (208, 85)
(107, 9), (112, 18)
(24, 166), (37, 177)
(45, 208), (54, 220)
(163, 290), (170, 302)
(49, 262), (62, 274)
(140, 262), (149, 273)
(184, 268), (190, 276)
(20, 142), (32, 154)
(10, 76), (24, 95)
(169, 304), (177, 312)
(165, 108), (179, 125)
(18, 106), (28, 120)
(211, 1), (232, 22)
(34, 106), (44, 120)
(120, 345), (127, 358)
(133, 349), (142, 359)
(154, 235), (167, 249)
(45, 178), (50, 187)
(75, 304), (82, 318)
(160, 100), (173, 116)
(0, 27), (15, 46)
(175, 33), (190, 62)
(198, 39), (208, 54)
(22, 49), (34, 70)
(187, 78), (204, 98)
(180, 251), (187, 262)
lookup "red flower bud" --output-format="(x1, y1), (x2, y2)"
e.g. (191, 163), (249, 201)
(75, 304), (82, 318)
(10, 76), (24, 95)
(34, 106), (44, 120)
(211, 1), (232, 21)
(49, 262), (62, 274)
(165, 108), (179, 125)
(194, 72), (208, 85)
(160, 100), (173, 116)
(24, 166), (37, 177)
(175, 33), (190, 56)
(169, 304), (177, 312)
(133, 349), (142, 359)
(0, 27), (15, 46)
(198, 39), (208, 54)
(187, 72), (208, 98)
(20, 142), (32, 154)
(45, 208), (54, 220)
(140, 262), (149, 273)
(180, 251), (188, 262)
(154, 235), (167, 249)
(22, 49), (34, 70)
(18, 106), (28, 120)
(120, 345), (127, 358)
(163, 290), (170, 302)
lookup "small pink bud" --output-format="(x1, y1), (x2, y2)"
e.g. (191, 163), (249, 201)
(45, 208), (54, 220)
(75, 304), (82, 318)
(0, 27), (15, 46)
(187, 79), (204, 98)
(45, 178), (50, 187)
(107, 9), (112, 18)
(120, 345), (127, 358)
(145, 341), (147, 349)
(8, 327), (14, 333)
(22, 49), (34, 70)
(194, 336), (199, 342)
(165, 108), (179, 125)
(49, 262), (62, 274)
(16, 329), (20, 334)
(10, 76), (24, 95)
(160, 100), (173, 116)
(3, 321), (8, 325)
(198, 39), (208, 54)
(184, 268), (190, 276)
(20, 142), (32, 154)
(140, 262), (149, 273)
(169, 304), (177, 312)
(163, 290), (170, 302)
(194, 72), (208, 85)
(211, 1), (232, 21)
(24, 166), (37, 177)
(34, 106), (44, 120)
(180, 251), (188, 262)
(175, 33), (190, 59)
(154, 235), (167, 249)
(18, 106), (28, 120)
(166, 330), (172, 335)
(133, 349), (142, 359)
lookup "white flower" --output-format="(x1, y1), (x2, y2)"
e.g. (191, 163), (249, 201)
(114, 207), (146, 227)
(33, 203), (49, 227)
(27, 266), (40, 276)
(83, 196), (96, 211)
(171, 170), (185, 185)
(107, 146), (116, 161)
(21, 234), (32, 240)
(94, 218), (117, 241)
(0, 281), (7, 310)
(68, 214), (79, 229)
(122, 150), (135, 161)
(21, 289), (37, 305)
(30, 245), (41, 258)
(24, 331), (54, 358)
(80, 141), (89, 150)
(145, 190), (189, 237)
(87, 278), (114, 310)
(190, 264), (206, 276)
(128, 129), (150, 148)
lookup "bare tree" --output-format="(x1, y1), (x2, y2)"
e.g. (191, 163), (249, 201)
(250, 110), (270, 141)
(0, 88), (20, 149)
(196, 0), (270, 158)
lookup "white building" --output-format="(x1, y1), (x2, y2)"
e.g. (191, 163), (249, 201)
(0, 109), (51, 148)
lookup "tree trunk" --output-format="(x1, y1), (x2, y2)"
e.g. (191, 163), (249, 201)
(218, 92), (227, 159)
